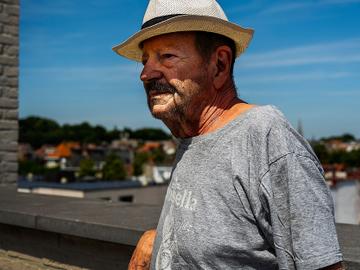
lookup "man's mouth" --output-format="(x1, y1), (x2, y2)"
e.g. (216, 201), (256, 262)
(148, 90), (172, 98)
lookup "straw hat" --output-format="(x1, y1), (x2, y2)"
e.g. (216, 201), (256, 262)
(112, 0), (254, 62)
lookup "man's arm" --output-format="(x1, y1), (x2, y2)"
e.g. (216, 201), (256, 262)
(128, 229), (156, 270)
(259, 152), (344, 268)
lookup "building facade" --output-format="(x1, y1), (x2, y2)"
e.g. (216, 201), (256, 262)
(0, 0), (19, 185)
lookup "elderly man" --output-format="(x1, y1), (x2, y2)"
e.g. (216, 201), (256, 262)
(113, 1), (344, 269)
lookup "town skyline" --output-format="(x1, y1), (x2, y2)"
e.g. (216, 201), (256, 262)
(20, 0), (360, 139)
(18, 115), (360, 185)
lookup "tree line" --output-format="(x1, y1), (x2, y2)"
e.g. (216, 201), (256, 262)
(311, 133), (360, 167)
(20, 116), (171, 149)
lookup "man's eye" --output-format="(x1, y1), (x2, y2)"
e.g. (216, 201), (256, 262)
(161, 54), (175, 60)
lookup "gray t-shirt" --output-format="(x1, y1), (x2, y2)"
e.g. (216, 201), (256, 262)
(151, 105), (342, 270)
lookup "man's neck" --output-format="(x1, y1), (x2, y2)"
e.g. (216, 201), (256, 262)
(164, 85), (255, 138)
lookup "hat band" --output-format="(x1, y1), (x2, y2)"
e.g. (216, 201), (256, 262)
(141, 14), (184, 29)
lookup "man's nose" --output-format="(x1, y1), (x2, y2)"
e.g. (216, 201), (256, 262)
(140, 59), (162, 82)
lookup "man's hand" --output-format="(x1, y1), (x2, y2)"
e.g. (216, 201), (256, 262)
(128, 229), (157, 270)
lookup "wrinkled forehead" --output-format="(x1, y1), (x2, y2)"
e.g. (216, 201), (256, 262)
(140, 32), (197, 51)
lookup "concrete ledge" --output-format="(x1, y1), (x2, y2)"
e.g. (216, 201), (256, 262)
(0, 187), (161, 246)
(0, 223), (134, 270)
(336, 223), (360, 268)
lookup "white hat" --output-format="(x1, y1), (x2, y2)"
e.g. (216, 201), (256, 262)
(112, 0), (254, 62)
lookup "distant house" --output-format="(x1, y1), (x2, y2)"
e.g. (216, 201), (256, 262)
(324, 139), (360, 153)
(323, 164), (348, 187)
(37, 142), (80, 169)
(152, 166), (172, 183)
(137, 140), (176, 158)
(67, 145), (83, 168)
(133, 140), (176, 184)
(325, 139), (348, 152)
(18, 143), (34, 161)
(108, 144), (134, 165)
(111, 137), (138, 149)
(67, 142), (135, 178)
(138, 141), (161, 153)
(348, 168), (360, 180)
(162, 140), (176, 155)
(35, 145), (57, 169)
(25, 138), (173, 183)
(346, 141), (360, 152)
(86, 144), (107, 170)
(139, 163), (173, 185)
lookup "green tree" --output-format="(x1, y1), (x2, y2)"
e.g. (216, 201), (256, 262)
(106, 126), (121, 141)
(79, 158), (96, 178)
(19, 160), (45, 176)
(19, 116), (62, 148)
(152, 147), (166, 164)
(102, 153), (127, 180)
(19, 116), (173, 148)
(321, 133), (356, 143)
(131, 128), (171, 141)
(312, 143), (329, 164)
(133, 152), (149, 176)
(328, 151), (346, 164)
(343, 150), (360, 167)
(340, 133), (356, 142)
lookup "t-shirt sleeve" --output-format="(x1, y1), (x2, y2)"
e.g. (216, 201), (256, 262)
(259, 153), (343, 269)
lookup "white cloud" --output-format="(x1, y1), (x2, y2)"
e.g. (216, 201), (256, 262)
(21, 64), (143, 87)
(260, 0), (360, 15)
(22, 1), (79, 18)
(323, 89), (360, 96)
(241, 54), (360, 68)
(240, 87), (360, 97)
(237, 71), (353, 83)
(225, 0), (266, 14)
(238, 38), (360, 69)
(320, 0), (360, 5)
(260, 3), (309, 14)
(21, 32), (88, 52)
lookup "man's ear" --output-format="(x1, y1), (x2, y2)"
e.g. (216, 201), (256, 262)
(212, 45), (232, 90)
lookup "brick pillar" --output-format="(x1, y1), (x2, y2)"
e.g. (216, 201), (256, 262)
(0, 0), (19, 185)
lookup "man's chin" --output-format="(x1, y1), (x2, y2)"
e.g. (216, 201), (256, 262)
(149, 105), (175, 121)
(150, 109), (171, 120)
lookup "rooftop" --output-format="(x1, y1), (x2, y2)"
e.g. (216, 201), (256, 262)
(0, 186), (359, 269)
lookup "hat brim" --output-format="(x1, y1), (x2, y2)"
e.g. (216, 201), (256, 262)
(112, 15), (254, 62)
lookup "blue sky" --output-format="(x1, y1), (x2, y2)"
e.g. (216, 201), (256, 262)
(20, 0), (360, 139)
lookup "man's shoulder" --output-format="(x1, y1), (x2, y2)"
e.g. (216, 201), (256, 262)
(207, 104), (315, 163)
(228, 105), (290, 158)
(232, 104), (316, 161)
(223, 104), (289, 144)
(237, 104), (288, 136)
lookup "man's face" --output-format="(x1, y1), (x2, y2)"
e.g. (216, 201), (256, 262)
(140, 32), (212, 123)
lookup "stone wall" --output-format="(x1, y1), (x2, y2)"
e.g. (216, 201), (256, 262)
(0, 224), (134, 270)
(0, 0), (19, 185)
